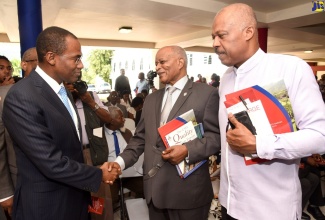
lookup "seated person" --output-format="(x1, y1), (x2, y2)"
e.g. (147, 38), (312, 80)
(140, 89), (148, 100)
(104, 106), (144, 206)
(105, 91), (128, 118)
(128, 97), (144, 127)
(299, 154), (325, 220)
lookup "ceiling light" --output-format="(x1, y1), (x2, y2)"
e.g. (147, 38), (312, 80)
(118, 26), (132, 34)
(304, 50), (313, 53)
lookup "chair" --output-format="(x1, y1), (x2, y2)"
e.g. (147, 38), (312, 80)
(124, 118), (136, 134)
(119, 154), (147, 220)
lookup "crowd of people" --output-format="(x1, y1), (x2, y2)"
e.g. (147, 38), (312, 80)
(1, 3), (325, 220)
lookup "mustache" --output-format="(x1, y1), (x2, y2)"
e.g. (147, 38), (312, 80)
(214, 47), (225, 55)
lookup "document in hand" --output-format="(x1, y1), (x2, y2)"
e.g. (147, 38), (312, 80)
(224, 79), (296, 165)
(158, 109), (206, 178)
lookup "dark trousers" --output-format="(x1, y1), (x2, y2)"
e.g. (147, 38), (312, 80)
(221, 206), (238, 220)
(110, 176), (144, 205)
(148, 201), (210, 220)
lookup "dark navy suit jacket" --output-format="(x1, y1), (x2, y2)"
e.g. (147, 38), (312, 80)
(3, 70), (102, 220)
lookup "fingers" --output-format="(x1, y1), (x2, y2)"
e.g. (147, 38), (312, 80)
(101, 162), (121, 184)
(228, 113), (239, 129)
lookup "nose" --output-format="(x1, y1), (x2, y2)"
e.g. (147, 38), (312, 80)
(78, 60), (84, 69)
(212, 36), (221, 48)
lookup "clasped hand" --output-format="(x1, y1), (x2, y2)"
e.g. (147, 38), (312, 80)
(100, 162), (121, 185)
(226, 113), (256, 155)
(162, 145), (188, 165)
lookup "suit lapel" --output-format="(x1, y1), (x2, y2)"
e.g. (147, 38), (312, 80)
(167, 80), (193, 121)
(32, 72), (79, 138)
(155, 88), (166, 129)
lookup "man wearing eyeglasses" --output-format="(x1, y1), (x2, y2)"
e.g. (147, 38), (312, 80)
(20, 47), (38, 77)
(2, 26), (120, 220)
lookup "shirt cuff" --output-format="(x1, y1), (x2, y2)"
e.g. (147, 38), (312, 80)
(0, 195), (13, 203)
(115, 156), (125, 170)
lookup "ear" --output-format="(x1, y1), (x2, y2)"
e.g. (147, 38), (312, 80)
(21, 61), (27, 71)
(178, 58), (185, 70)
(244, 26), (255, 41)
(44, 52), (56, 66)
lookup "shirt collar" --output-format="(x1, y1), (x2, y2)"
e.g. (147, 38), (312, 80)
(164, 75), (188, 92)
(235, 48), (265, 74)
(35, 66), (63, 94)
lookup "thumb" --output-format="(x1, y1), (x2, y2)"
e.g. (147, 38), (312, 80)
(162, 147), (173, 155)
(228, 113), (240, 129)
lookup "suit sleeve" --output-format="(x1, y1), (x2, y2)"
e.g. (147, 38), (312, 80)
(186, 88), (221, 164)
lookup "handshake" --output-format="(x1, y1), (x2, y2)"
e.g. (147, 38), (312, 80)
(100, 162), (122, 185)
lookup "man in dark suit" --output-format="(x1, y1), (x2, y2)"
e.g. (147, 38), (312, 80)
(2, 26), (120, 220)
(114, 69), (131, 98)
(108, 45), (220, 220)
(0, 85), (15, 219)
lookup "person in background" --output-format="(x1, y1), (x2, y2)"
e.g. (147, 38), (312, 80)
(209, 73), (220, 88)
(135, 72), (149, 95)
(115, 68), (131, 98)
(21, 47), (38, 77)
(0, 84), (16, 219)
(104, 106), (144, 208)
(0, 56), (14, 86)
(202, 77), (207, 84)
(214, 3), (325, 219)
(130, 96), (144, 127)
(120, 90), (132, 109)
(299, 154), (325, 220)
(107, 45), (220, 220)
(2, 26), (120, 220)
(140, 89), (148, 100)
(105, 91), (128, 118)
(195, 73), (203, 82)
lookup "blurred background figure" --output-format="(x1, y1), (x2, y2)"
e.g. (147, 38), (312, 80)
(135, 72), (149, 95)
(0, 56), (14, 86)
(20, 47), (38, 77)
(115, 69), (131, 98)
(105, 91), (128, 118)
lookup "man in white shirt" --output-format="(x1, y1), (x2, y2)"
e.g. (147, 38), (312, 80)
(135, 72), (149, 94)
(212, 3), (325, 220)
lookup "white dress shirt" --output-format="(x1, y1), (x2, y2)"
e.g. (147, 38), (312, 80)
(218, 49), (325, 220)
(104, 127), (127, 162)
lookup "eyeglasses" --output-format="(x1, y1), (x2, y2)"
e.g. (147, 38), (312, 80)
(24, 59), (38, 63)
(62, 55), (82, 65)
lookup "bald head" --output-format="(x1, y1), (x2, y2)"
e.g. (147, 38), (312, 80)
(155, 45), (188, 85)
(217, 3), (257, 31)
(212, 3), (259, 68)
(21, 47), (38, 77)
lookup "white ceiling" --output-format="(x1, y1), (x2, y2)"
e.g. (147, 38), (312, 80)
(0, 0), (325, 62)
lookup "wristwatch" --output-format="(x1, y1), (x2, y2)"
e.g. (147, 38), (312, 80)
(93, 103), (100, 111)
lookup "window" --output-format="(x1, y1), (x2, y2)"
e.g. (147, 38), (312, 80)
(140, 58), (143, 70)
(189, 54), (193, 66)
(125, 61), (128, 70)
(132, 60), (135, 70)
(208, 55), (212, 65)
(203, 56), (208, 64)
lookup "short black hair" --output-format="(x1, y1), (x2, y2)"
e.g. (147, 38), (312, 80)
(0, 55), (10, 62)
(131, 97), (144, 108)
(36, 26), (77, 63)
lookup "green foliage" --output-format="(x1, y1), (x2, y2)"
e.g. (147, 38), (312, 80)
(86, 49), (113, 84)
(10, 59), (22, 76)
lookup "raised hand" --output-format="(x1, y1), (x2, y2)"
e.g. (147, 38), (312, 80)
(100, 162), (121, 185)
